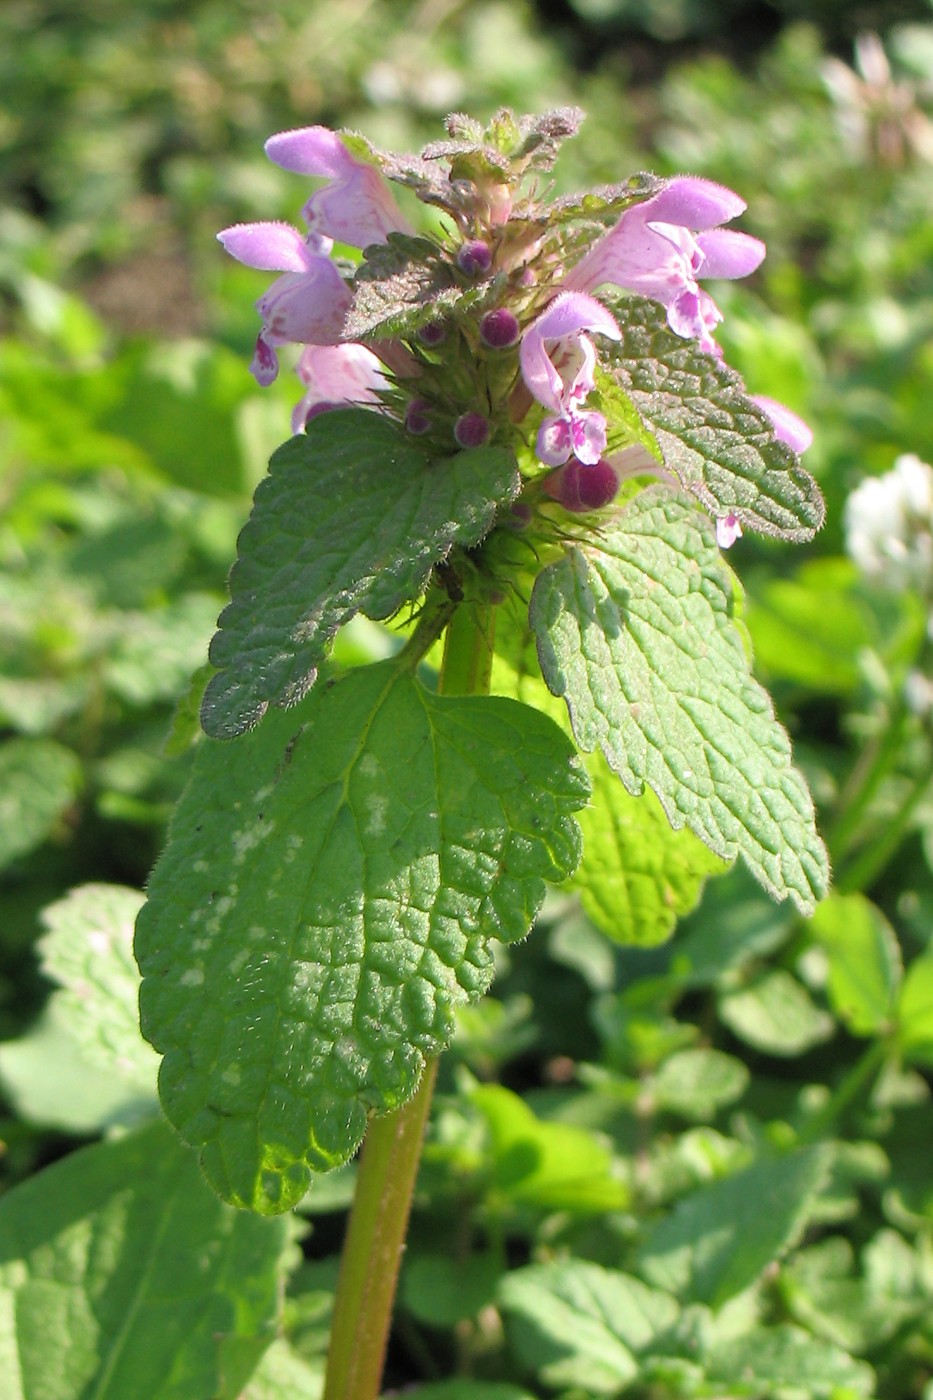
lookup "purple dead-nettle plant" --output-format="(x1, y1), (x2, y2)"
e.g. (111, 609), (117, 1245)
(136, 107), (828, 1398)
(137, 109), (827, 1333)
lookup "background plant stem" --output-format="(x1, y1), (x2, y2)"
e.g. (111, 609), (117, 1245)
(321, 596), (495, 1400)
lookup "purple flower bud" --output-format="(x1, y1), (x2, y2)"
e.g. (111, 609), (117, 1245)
(454, 412), (490, 448)
(417, 321), (447, 347)
(545, 457), (619, 512)
(480, 308), (520, 349)
(504, 500), (533, 530)
(457, 240), (493, 277)
(405, 398), (432, 435)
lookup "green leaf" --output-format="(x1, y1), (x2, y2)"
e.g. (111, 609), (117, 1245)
(671, 871), (795, 988)
(782, 1235), (924, 1352)
(707, 1324), (874, 1397)
(548, 173), (664, 225)
(237, 1339), (322, 1400)
(638, 1147), (830, 1307)
(719, 969), (834, 1056)
(603, 296), (824, 541)
(399, 1385), (536, 1400)
(401, 1251), (501, 1327)
(201, 409), (519, 737)
(347, 235), (492, 341)
(530, 488), (828, 912)
(0, 737), (82, 871)
(37, 883), (159, 1087)
(472, 1083), (630, 1213)
(650, 1048), (750, 1121)
(748, 558), (872, 695)
(136, 661), (588, 1213)
(491, 589), (726, 944)
(0, 1121), (292, 1400)
(498, 1260), (679, 1395)
(809, 893), (902, 1036)
(574, 753), (727, 945)
(896, 951), (933, 1065)
(103, 593), (219, 706)
(0, 1001), (156, 1134)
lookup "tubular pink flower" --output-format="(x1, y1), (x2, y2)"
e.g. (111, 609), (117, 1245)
(564, 176), (765, 355)
(751, 395), (813, 455)
(218, 221), (353, 385)
(717, 514), (743, 549)
(520, 292), (622, 467)
(291, 344), (388, 433)
(265, 126), (413, 249)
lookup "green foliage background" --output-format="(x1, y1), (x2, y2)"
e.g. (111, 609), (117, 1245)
(2, 1), (933, 1396)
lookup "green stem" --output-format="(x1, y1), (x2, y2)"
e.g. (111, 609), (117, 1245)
(797, 1038), (889, 1145)
(323, 1059), (439, 1400)
(836, 748), (933, 894)
(322, 597), (495, 1400)
(826, 701), (909, 865)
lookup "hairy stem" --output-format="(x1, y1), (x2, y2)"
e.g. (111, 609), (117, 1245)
(323, 1059), (440, 1400)
(322, 598), (495, 1400)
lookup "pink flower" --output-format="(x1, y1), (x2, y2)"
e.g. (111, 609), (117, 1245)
(751, 395), (814, 455)
(519, 292), (622, 466)
(218, 222), (353, 385)
(716, 514), (744, 549)
(565, 177), (765, 355)
(291, 344), (389, 433)
(264, 127), (413, 249)
(219, 129), (411, 386)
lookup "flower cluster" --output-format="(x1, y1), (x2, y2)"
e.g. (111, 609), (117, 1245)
(219, 110), (811, 539)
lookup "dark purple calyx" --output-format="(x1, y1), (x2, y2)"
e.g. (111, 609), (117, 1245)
(405, 398), (433, 435)
(454, 412), (490, 448)
(417, 320), (447, 347)
(457, 239), (493, 277)
(545, 457), (619, 512)
(480, 308), (520, 348)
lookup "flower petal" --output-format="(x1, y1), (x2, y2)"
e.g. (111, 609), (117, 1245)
(265, 126), (356, 178)
(249, 332), (280, 387)
(643, 176), (746, 230)
(217, 222), (316, 273)
(520, 292), (621, 412)
(717, 514), (744, 549)
(536, 416), (574, 466)
(751, 395), (813, 454)
(293, 343), (387, 426)
(257, 261), (352, 346)
(696, 228), (766, 280)
(667, 287), (723, 354)
(572, 409), (608, 464)
(266, 125), (411, 249)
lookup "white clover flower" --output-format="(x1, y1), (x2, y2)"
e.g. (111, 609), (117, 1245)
(845, 453), (933, 594)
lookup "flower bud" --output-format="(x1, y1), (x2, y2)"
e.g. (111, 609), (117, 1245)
(504, 500), (532, 530)
(417, 320), (447, 347)
(454, 412), (490, 449)
(457, 240), (493, 277)
(405, 398), (433, 435)
(545, 457), (619, 512)
(480, 308), (520, 349)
